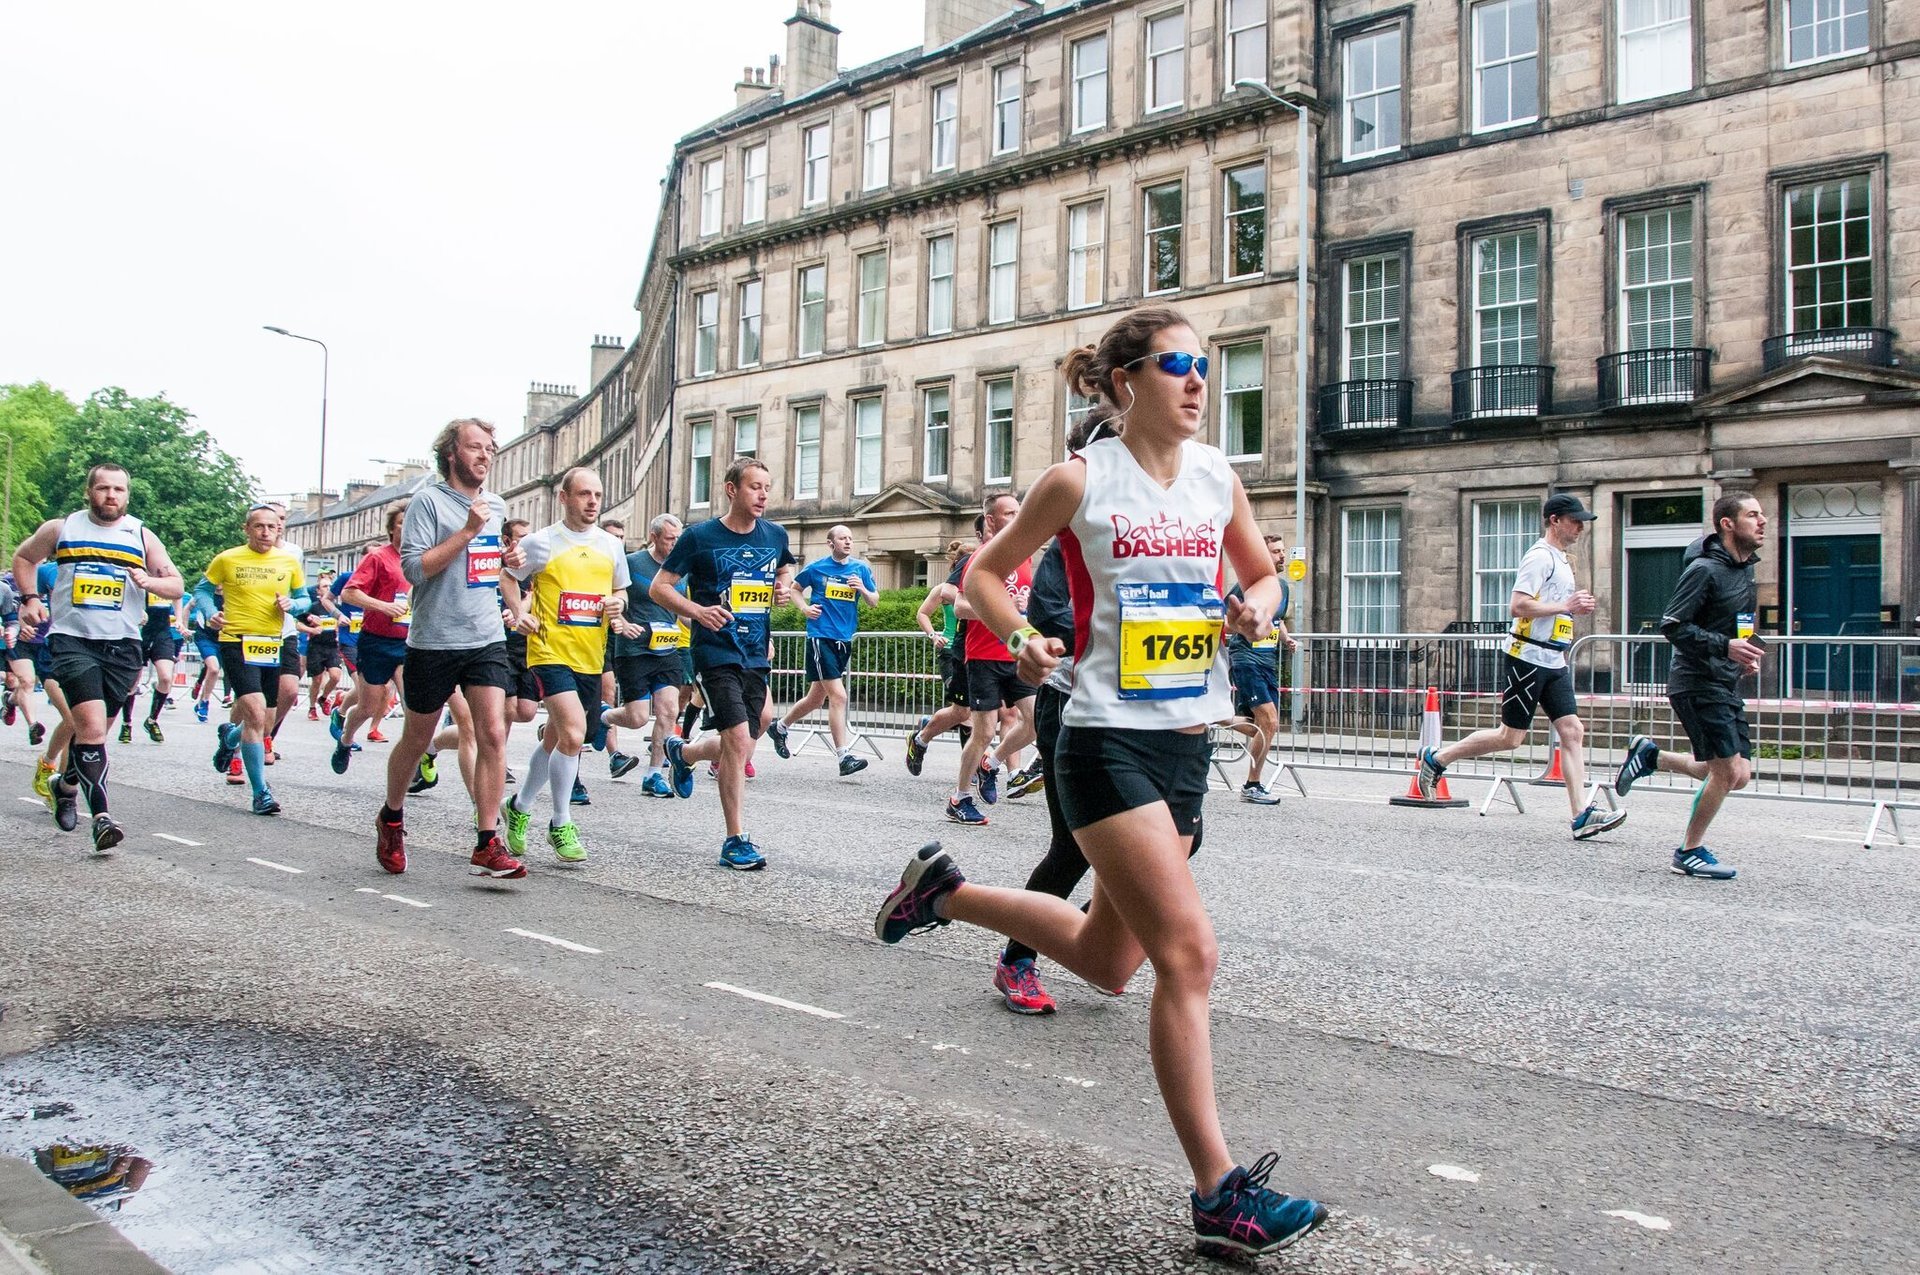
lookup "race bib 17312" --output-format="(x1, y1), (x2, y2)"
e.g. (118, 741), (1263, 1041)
(729, 578), (773, 615)
(1116, 581), (1223, 700)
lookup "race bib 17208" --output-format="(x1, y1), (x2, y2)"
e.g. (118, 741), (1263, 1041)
(1116, 581), (1223, 701)
(71, 563), (126, 610)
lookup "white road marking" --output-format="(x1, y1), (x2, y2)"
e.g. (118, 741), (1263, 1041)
(381, 893), (431, 909)
(1428, 1164), (1481, 1183)
(355, 888), (382, 894)
(246, 857), (303, 874)
(1054, 1075), (1099, 1088)
(1604, 1210), (1672, 1231)
(153, 833), (202, 846)
(506, 927), (602, 955)
(16, 796), (41, 805)
(703, 981), (843, 1019)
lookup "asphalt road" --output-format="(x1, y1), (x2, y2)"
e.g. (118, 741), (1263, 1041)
(1, 703), (1914, 1273)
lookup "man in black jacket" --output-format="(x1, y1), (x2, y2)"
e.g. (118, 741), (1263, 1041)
(1613, 493), (1767, 879)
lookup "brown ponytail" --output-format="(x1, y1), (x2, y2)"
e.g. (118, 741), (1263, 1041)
(1059, 305), (1194, 407)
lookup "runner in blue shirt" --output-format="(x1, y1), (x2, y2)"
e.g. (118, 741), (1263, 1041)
(767, 524), (878, 777)
(601, 513), (689, 798)
(1225, 533), (1297, 804)
(651, 457), (795, 871)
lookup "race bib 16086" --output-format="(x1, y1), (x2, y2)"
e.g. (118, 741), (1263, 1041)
(1116, 581), (1223, 700)
(467, 535), (502, 589)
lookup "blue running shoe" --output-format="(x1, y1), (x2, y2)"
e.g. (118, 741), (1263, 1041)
(212, 723), (240, 774)
(874, 842), (964, 943)
(945, 795), (988, 825)
(664, 736), (695, 799)
(609, 751), (640, 780)
(1191, 1153), (1329, 1260)
(1571, 804), (1628, 840)
(328, 707), (345, 742)
(1671, 847), (1736, 880)
(767, 719), (791, 760)
(330, 741), (352, 775)
(194, 700), (209, 724)
(1415, 746), (1445, 802)
(719, 834), (766, 872)
(1615, 735), (1660, 797)
(975, 762), (999, 805)
(571, 778), (590, 806)
(251, 791), (282, 817)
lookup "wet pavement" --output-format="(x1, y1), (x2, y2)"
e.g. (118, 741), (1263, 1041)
(0, 1023), (712, 1274)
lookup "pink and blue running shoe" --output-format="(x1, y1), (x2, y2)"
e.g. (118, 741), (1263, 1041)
(1191, 1152), (1328, 1260)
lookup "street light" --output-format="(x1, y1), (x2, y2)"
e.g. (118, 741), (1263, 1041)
(263, 325), (329, 506)
(1234, 77), (1313, 725)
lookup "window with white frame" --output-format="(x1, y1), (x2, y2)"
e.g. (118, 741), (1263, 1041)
(927, 233), (955, 335)
(1068, 200), (1105, 310)
(797, 264), (827, 357)
(1472, 229), (1541, 365)
(1784, 174), (1873, 333)
(742, 143), (768, 224)
(1226, 0), (1269, 87)
(985, 378), (1015, 485)
(733, 412), (758, 460)
(699, 159), (724, 236)
(1071, 33), (1109, 132)
(692, 289), (718, 376)
(1220, 342), (1263, 459)
(992, 63), (1023, 154)
(1143, 182), (1183, 294)
(922, 386), (951, 481)
(858, 250), (888, 346)
(736, 279), (762, 369)
(1342, 506), (1402, 633)
(1785, 0), (1868, 66)
(988, 220), (1019, 324)
(1343, 254), (1404, 379)
(793, 404), (822, 498)
(802, 124), (830, 207)
(862, 103), (892, 191)
(1223, 164), (1266, 280)
(1145, 11), (1185, 112)
(1472, 499), (1541, 622)
(930, 83), (958, 172)
(1621, 206), (1694, 349)
(1472, 0), (1540, 132)
(1066, 389), (1095, 453)
(1617, 0), (1692, 103)
(853, 397), (883, 495)
(1343, 26), (1403, 158)
(690, 419), (713, 507)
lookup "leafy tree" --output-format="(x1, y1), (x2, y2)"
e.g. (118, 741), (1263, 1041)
(0, 382), (73, 552)
(43, 388), (258, 580)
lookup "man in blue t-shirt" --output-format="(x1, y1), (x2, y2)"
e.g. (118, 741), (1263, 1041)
(1226, 533), (1297, 805)
(602, 513), (689, 799)
(651, 458), (795, 871)
(767, 524), (878, 777)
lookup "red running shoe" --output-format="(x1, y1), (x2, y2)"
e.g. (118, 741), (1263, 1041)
(264, 736), (277, 764)
(993, 958), (1058, 1015)
(375, 812), (406, 875)
(469, 834), (526, 880)
(307, 705), (320, 721)
(226, 756), (244, 785)
(367, 727), (388, 743)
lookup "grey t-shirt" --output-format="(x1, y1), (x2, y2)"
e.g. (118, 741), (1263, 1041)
(398, 481), (506, 650)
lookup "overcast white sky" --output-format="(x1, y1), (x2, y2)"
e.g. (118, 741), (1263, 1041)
(1, 1), (922, 496)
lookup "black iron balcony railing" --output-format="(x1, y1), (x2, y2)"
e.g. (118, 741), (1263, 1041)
(1761, 327), (1894, 372)
(1318, 379), (1414, 434)
(1597, 347), (1712, 409)
(1450, 365), (1554, 423)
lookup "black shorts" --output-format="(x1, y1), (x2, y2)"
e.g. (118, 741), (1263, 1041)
(48, 634), (144, 709)
(804, 637), (852, 683)
(279, 639), (304, 677)
(504, 631), (538, 701)
(938, 647), (968, 708)
(1500, 655), (1576, 730)
(404, 642), (511, 716)
(1230, 658), (1280, 716)
(1054, 725), (1209, 839)
(357, 634), (409, 687)
(966, 658), (1035, 711)
(1669, 693), (1752, 762)
(217, 639), (285, 708)
(307, 637), (342, 672)
(530, 663), (608, 748)
(615, 651), (682, 704)
(14, 641), (53, 683)
(695, 663), (767, 736)
(141, 624), (179, 665)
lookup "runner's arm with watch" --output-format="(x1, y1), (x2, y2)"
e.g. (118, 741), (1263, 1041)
(1219, 479), (1284, 645)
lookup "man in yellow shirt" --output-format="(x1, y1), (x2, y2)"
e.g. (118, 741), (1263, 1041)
(194, 505), (307, 815)
(501, 469), (628, 863)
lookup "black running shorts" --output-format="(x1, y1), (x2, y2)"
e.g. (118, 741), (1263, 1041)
(48, 634), (144, 709)
(695, 663), (767, 737)
(403, 642), (511, 716)
(217, 639), (283, 708)
(1053, 725), (1209, 838)
(1499, 654), (1576, 731)
(1669, 693), (1752, 762)
(966, 658), (1035, 712)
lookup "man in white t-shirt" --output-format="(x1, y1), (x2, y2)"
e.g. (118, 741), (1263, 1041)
(1415, 493), (1627, 840)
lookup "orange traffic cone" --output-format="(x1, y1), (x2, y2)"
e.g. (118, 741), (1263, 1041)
(1530, 721), (1567, 786)
(1389, 686), (1469, 808)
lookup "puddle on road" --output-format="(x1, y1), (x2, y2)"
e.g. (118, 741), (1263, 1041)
(1, 1022), (720, 1274)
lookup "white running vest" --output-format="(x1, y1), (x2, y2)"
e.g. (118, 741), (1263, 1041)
(1056, 436), (1234, 730)
(51, 510), (148, 642)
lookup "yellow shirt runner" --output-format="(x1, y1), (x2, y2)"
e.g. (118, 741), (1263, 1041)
(205, 546), (305, 644)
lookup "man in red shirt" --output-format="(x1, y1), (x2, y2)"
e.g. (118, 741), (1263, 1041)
(330, 508), (412, 771)
(946, 492), (1036, 825)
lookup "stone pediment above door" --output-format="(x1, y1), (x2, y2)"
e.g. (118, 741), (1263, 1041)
(1696, 356), (1920, 418)
(852, 483), (966, 520)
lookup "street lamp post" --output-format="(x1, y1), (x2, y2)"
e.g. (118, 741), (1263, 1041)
(1234, 78), (1314, 724)
(263, 326), (329, 506)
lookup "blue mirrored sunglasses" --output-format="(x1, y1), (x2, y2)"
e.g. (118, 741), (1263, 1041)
(1124, 350), (1210, 379)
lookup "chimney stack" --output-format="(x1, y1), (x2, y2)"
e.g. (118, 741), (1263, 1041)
(735, 59), (780, 110)
(924, 0), (1034, 51)
(786, 0), (840, 98)
(589, 334), (626, 388)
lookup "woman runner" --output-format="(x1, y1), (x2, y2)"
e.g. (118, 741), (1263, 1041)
(873, 306), (1328, 1259)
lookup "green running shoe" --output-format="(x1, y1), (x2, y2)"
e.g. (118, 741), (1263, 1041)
(548, 821), (586, 863)
(504, 800), (531, 856)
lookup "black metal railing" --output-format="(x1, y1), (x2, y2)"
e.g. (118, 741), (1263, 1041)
(1761, 327), (1895, 371)
(1597, 347), (1712, 409)
(1318, 379), (1414, 434)
(1450, 365), (1554, 423)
